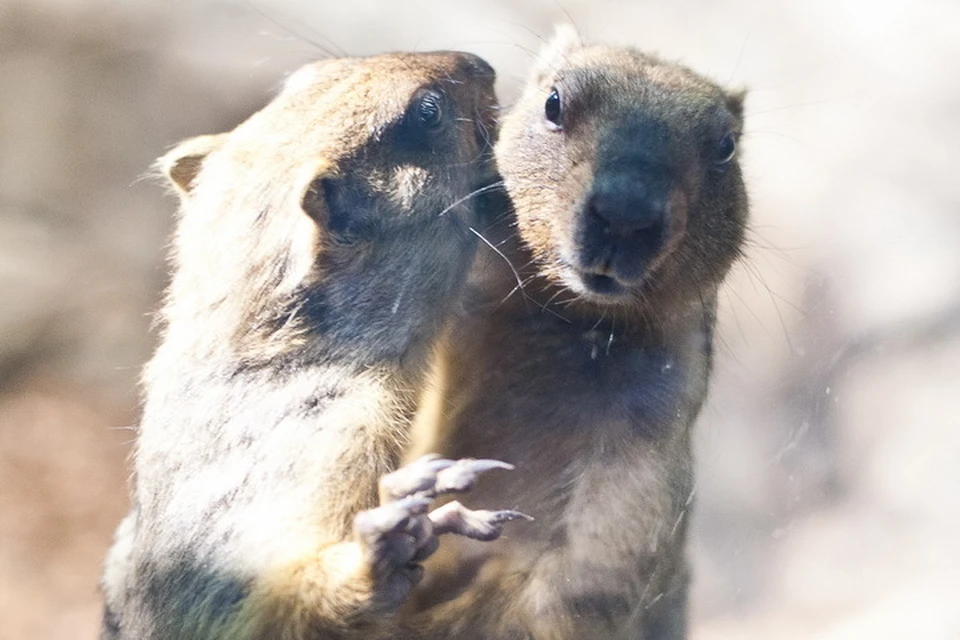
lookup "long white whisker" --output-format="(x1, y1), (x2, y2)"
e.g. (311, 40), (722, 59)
(468, 225), (525, 295)
(437, 181), (505, 217)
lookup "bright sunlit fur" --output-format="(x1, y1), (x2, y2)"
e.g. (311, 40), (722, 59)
(100, 51), (498, 640)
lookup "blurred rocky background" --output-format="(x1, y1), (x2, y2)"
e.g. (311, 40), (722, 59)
(0, 0), (957, 638)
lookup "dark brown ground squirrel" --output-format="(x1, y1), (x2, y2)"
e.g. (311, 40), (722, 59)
(402, 27), (748, 639)
(99, 52), (528, 640)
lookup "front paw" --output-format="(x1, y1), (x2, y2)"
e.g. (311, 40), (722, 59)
(352, 455), (530, 607)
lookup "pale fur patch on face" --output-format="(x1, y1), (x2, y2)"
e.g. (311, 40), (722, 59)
(391, 165), (432, 212)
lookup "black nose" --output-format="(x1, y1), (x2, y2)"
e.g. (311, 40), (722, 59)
(586, 173), (668, 239)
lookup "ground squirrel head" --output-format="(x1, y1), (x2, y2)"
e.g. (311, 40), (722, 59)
(497, 27), (747, 311)
(156, 52), (498, 365)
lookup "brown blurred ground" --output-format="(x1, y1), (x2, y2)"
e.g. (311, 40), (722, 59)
(0, 1), (957, 638)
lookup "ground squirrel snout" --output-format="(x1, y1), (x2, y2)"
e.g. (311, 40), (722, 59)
(498, 26), (747, 307)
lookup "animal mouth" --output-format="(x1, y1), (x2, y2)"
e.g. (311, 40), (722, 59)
(557, 254), (632, 300)
(580, 272), (624, 296)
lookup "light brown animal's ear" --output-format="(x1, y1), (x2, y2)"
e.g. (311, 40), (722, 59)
(533, 24), (583, 85)
(159, 134), (227, 196)
(725, 88), (747, 122)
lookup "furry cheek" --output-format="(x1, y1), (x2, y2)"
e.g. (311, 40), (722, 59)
(391, 166), (431, 212)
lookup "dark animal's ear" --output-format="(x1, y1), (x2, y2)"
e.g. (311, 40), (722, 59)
(159, 134), (226, 195)
(300, 174), (331, 227)
(725, 88), (747, 123)
(300, 165), (371, 242)
(533, 24), (583, 86)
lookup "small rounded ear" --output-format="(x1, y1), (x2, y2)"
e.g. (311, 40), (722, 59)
(299, 160), (336, 227)
(158, 134), (227, 195)
(533, 24), (583, 85)
(300, 162), (372, 242)
(725, 88), (747, 123)
(301, 176), (330, 227)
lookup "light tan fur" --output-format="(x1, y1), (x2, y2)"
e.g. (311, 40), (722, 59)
(101, 51), (499, 640)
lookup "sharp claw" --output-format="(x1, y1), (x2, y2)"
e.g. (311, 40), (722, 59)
(408, 454), (461, 476)
(457, 458), (515, 473)
(489, 509), (534, 523)
(428, 458), (514, 496)
(429, 501), (532, 540)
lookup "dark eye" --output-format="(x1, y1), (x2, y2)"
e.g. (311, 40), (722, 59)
(715, 133), (737, 164)
(418, 92), (443, 129)
(544, 87), (562, 129)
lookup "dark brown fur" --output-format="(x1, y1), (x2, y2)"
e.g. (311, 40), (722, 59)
(402, 28), (748, 639)
(100, 51), (500, 639)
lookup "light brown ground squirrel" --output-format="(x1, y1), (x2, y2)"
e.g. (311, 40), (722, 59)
(404, 27), (748, 639)
(99, 52), (527, 640)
